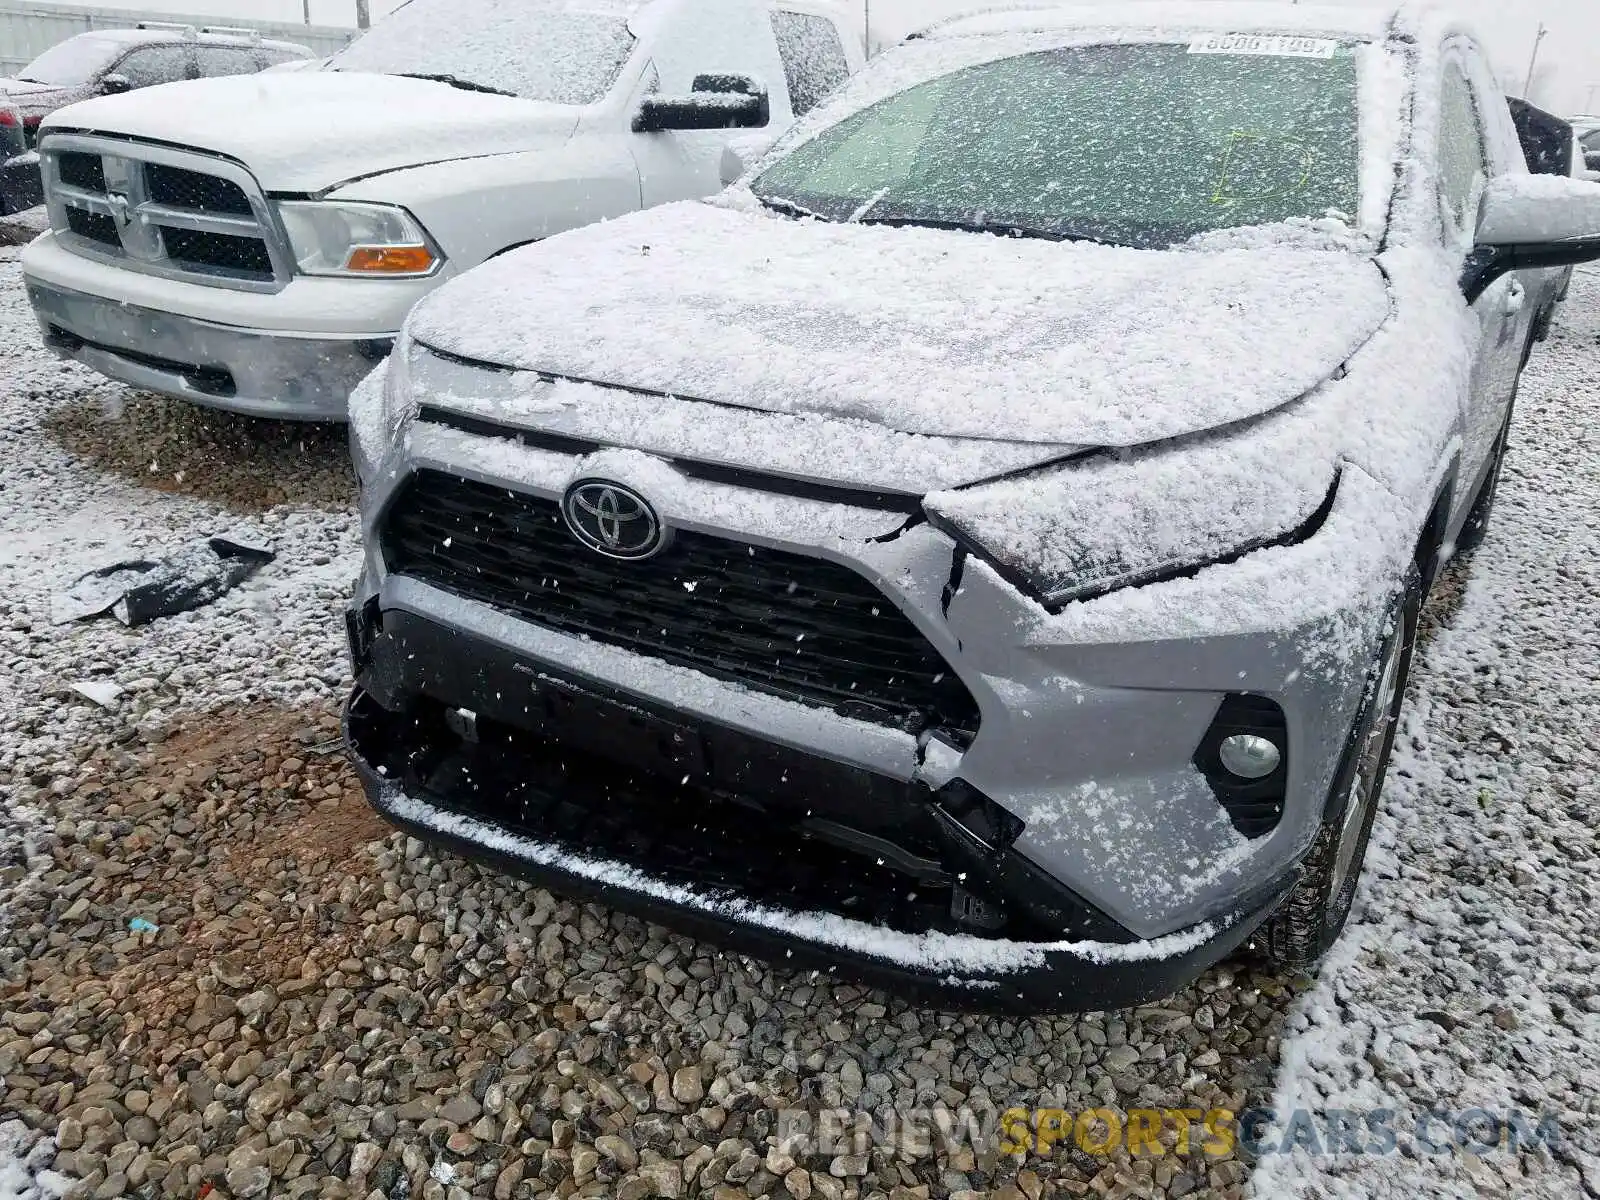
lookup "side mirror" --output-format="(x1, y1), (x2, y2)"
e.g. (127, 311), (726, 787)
(633, 74), (769, 134)
(100, 74), (132, 96)
(1463, 174), (1600, 302)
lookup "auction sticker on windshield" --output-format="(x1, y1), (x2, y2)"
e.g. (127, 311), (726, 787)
(1188, 34), (1339, 59)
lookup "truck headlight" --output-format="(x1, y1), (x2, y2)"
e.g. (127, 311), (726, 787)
(925, 417), (1341, 609)
(276, 200), (442, 277)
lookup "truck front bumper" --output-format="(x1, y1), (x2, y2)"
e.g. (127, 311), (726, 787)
(26, 277), (391, 421)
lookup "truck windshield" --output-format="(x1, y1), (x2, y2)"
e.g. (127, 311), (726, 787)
(329, 0), (637, 105)
(752, 41), (1363, 249)
(18, 35), (125, 86)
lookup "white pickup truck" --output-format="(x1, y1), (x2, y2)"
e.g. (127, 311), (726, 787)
(21, 0), (861, 419)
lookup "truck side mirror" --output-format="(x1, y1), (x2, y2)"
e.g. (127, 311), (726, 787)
(100, 74), (132, 95)
(633, 74), (770, 134)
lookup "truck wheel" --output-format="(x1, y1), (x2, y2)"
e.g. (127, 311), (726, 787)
(1259, 570), (1420, 970)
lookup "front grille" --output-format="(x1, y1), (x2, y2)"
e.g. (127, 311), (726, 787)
(65, 207), (118, 246)
(146, 162), (253, 216)
(381, 471), (981, 735)
(44, 140), (280, 288)
(160, 227), (274, 279)
(58, 151), (106, 193)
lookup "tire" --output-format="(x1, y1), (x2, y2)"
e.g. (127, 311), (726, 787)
(1259, 569), (1421, 970)
(1455, 402), (1513, 557)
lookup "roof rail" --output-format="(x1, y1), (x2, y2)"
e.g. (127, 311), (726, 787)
(200, 25), (264, 42)
(135, 20), (199, 36)
(133, 21), (264, 43)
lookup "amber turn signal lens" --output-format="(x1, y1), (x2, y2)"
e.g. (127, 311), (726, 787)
(344, 245), (436, 274)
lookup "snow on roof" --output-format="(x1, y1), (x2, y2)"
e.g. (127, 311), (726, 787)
(73, 27), (309, 51)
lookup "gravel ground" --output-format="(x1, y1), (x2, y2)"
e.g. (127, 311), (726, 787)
(0, 248), (1594, 1200)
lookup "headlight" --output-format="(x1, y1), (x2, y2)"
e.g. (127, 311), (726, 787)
(275, 200), (442, 277)
(925, 418), (1340, 609)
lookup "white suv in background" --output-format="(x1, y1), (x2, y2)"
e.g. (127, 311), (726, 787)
(20, 0), (861, 420)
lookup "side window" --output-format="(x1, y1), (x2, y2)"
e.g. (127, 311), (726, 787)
(1437, 60), (1488, 238)
(194, 46), (265, 78)
(113, 45), (195, 88)
(771, 11), (849, 117)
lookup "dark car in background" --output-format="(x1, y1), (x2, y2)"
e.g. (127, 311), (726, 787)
(0, 25), (312, 213)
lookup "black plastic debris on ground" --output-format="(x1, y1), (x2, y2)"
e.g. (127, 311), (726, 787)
(52, 535), (276, 628)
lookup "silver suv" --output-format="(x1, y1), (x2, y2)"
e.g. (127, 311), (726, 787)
(343, 5), (1600, 1009)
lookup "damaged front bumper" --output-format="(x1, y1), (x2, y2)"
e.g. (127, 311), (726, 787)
(344, 605), (1297, 1012)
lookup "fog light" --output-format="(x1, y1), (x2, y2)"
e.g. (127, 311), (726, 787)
(1219, 734), (1282, 780)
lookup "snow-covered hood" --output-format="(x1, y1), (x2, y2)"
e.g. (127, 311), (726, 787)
(409, 200), (1392, 447)
(0, 78), (74, 109)
(0, 78), (68, 97)
(42, 72), (580, 192)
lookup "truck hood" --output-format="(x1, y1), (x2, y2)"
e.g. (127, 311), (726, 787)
(42, 72), (580, 192)
(409, 200), (1392, 448)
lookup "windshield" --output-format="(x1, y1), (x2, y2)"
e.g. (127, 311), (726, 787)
(19, 34), (125, 87)
(752, 41), (1362, 248)
(329, 0), (637, 104)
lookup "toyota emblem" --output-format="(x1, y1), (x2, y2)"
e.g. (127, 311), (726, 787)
(561, 480), (668, 561)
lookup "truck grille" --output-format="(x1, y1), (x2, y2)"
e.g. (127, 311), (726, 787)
(145, 163), (254, 216)
(65, 207), (118, 247)
(381, 471), (982, 736)
(57, 151), (105, 193)
(42, 136), (284, 290)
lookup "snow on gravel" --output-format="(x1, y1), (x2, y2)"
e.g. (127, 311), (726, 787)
(0, 243), (360, 1189)
(1253, 268), (1600, 1198)
(0, 241), (361, 838)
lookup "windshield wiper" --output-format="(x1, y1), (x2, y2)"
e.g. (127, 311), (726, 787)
(393, 72), (517, 97)
(755, 194), (832, 222)
(858, 214), (1121, 245)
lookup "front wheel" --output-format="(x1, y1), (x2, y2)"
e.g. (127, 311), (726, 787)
(1259, 572), (1420, 970)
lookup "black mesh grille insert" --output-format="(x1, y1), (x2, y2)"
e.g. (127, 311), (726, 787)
(57, 151), (105, 193)
(381, 471), (981, 734)
(65, 206), (118, 246)
(159, 227), (273, 279)
(145, 162), (253, 215)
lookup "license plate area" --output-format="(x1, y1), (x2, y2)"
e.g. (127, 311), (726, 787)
(521, 670), (709, 784)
